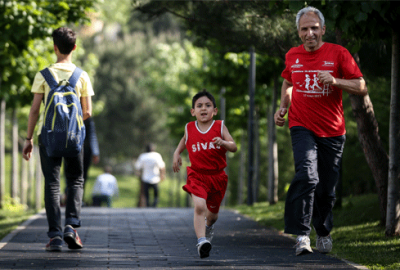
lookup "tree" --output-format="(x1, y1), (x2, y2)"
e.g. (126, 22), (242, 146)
(136, 0), (400, 226)
(0, 0), (97, 208)
(136, 0), (300, 204)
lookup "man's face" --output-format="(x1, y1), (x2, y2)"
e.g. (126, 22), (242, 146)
(298, 12), (326, 52)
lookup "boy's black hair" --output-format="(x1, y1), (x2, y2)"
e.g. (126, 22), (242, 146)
(52, 27), (76, 55)
(192, 89), (217, 108)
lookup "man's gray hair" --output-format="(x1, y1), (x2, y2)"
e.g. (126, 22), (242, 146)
(296, 6), (325, 30)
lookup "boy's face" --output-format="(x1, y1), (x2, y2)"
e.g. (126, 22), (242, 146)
(191, 96), (217, 123)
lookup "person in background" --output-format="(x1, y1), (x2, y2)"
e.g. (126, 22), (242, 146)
(274, 6), (367, 256)
(92, 165), (119, 207)
(135, 144), (166, 208)
(82, 118), (100, 203)
(62, 118), (99, 206)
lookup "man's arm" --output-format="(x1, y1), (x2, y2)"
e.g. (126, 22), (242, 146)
(274, 79), (293, 127)
(318, 72), (368, 96)
(80, 96), (92, 120)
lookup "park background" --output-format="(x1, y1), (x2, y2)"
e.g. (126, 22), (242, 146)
(1, 1), (399, 269)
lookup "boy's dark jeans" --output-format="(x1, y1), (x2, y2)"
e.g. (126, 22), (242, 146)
(38, 136), (84, 239)
(284, 126), (345, 237)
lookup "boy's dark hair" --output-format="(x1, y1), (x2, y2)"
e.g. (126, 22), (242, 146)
(192, 89), (217, 108)
(52, 27), (76, 54)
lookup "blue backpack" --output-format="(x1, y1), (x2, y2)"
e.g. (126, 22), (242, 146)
(40, 67), (86, 157)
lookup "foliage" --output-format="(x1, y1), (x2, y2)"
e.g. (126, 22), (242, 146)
(0, 203), (35, 240)
(234, 194), (400, 270)
(0, 0), (98, 106)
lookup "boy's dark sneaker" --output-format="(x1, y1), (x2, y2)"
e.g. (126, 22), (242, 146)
(196, 239), (212, 258)
(46, 236), (63, 252)
(63, 225), (83, 249)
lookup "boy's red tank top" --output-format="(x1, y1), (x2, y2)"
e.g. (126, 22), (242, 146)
(185, 120), (227, 173)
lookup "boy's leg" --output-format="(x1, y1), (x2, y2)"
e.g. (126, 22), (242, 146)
(64, 150), (84, 228)
(39, 141), (63, 239)
(206, 211), (218, 227)
(192, 194), (208, 239)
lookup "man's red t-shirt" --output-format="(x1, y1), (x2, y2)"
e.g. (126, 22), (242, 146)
(185, 120), (227, 172)
(281, 42), (363, 137)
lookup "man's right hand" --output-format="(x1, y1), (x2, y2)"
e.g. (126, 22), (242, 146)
(274, 108), (287, 127)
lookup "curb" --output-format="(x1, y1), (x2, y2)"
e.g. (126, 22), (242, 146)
(0, 209), (45, 250)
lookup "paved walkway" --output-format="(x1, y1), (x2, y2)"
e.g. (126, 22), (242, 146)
(0, 208), (364, 269)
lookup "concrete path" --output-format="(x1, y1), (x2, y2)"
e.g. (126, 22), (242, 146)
(0, 208), (364, 269)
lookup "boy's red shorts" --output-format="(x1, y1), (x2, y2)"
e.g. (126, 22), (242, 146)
(183, 166), (228, 214)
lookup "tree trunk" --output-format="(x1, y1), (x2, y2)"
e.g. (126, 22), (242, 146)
(28, 150), (35, 208)
(35, 147), (42, 211)
(386, 27), (400, 236)
(11, 108), (19, 200)
(336, 31), (389, 225)
(20, 154), (28, 206)
(268, 74), (279, 205)
(253, 109), (260, 202)
(137, 180), (146, 207)
(349, 92), (388, 225)
(237, 131), (245, 204)
(0, 97), (5, 209)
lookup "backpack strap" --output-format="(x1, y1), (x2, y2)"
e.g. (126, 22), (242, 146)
(68, 67), (83, 88)
(40, 68), (58, 90)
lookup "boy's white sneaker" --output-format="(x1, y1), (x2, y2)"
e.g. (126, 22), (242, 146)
(294, 235), (313, 256)
(316, 235), (333, 254)
(205, 225), (214, 242)
(196, 239), (212, 258)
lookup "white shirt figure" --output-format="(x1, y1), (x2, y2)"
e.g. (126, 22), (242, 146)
(92, 172), (119, 197)
(135, 152), (166, 184)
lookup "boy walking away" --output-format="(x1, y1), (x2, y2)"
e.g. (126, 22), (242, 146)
(22, 27), (94, 252)
(173, 90), (237, 259)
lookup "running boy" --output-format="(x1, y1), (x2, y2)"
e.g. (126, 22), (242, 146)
(173, 89), (237, 259)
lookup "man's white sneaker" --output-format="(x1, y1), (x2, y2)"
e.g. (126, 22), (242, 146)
(196, 239), (212, 258)
(316, 235), (333, 254)
(294, 235), (313, 256)
(205, 225), (214, 242)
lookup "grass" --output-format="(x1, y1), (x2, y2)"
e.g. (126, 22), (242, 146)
(234, 194), (400, 270)
(0, 196), (36, 240)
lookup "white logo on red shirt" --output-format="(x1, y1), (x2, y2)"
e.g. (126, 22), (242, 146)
(291, 58), (303, 68)
(295, 72), (332, 97)
(191, 142), (220, 152)
(322, 61), (334, 67)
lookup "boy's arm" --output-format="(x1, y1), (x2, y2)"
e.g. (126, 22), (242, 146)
(80, 96), (92, 120)
(23, 93), (44, 161)
(173, 135), (186, 172)
(213, 125), (237, 153)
